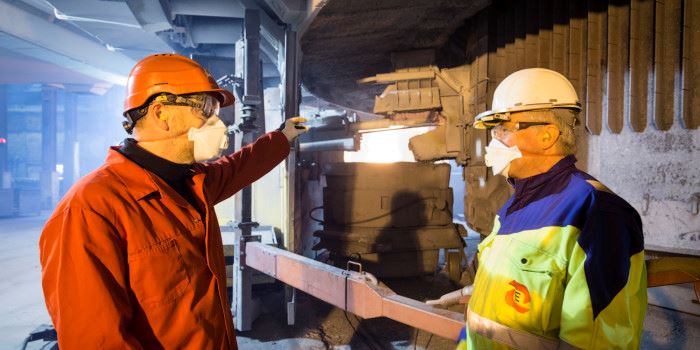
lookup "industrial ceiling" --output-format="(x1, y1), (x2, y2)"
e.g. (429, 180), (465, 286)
(0, 0), (306, 87)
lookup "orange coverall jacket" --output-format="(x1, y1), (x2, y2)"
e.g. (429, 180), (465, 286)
(39, 131), (290, 349)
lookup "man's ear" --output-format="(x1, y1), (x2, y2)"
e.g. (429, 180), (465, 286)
(540, 124), (561, 150)
(149, 103), (170, 131)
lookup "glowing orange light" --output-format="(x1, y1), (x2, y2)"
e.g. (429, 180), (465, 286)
(344, 126), (433, 163)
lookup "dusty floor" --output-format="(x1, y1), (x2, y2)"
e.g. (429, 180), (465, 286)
(1, 215), (698, 349)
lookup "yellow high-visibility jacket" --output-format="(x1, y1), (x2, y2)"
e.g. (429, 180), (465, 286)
(457, 156), (647, 349)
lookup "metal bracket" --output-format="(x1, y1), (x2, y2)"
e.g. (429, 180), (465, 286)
(346, 260), (363, 274)
(237, 234), (261, 270)
(287, 287), (296, 326)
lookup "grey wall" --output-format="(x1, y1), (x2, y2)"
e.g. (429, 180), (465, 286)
(588, 124), (700, 255)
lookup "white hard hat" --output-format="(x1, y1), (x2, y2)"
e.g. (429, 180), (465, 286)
(473, 68), (581, 129)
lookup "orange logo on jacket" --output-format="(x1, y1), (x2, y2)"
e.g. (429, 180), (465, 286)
(505, 280), (531, 313)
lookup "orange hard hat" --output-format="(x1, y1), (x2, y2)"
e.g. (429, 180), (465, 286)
(123, 54), (235, 116)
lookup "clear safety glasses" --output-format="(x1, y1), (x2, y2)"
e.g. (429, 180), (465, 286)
(154, 93), (221, 119)
(489, 121), (551, 140)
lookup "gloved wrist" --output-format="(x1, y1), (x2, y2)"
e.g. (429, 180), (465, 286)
(280, 117), (308, 142)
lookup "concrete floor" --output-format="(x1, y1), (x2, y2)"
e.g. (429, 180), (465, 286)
(0, 215), (698, 349)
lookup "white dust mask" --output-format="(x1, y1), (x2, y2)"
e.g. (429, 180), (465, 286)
(484, 138), (522, 177)
(188, 117), (229, 161)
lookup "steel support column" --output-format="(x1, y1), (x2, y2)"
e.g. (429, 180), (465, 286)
(240, 9), (263, 133)
(282, 27), (301, 326)
(233, 8), (265, 332)
(41, 86), (58, 209)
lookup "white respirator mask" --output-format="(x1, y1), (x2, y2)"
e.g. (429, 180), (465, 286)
(188, 117), (229, 161)
(484, 138), (522, 177)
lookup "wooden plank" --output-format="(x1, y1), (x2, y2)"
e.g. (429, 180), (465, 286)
(682, 0), (700, 129)
(538, 0), (553, 68)
(586, 0), (608, 135)
(525, 0), (540, 68)
(653, 0), (682, 131)
(629, 0), (654, 132)
(606, 1), (629, 133)
(552, 0), (570, 74)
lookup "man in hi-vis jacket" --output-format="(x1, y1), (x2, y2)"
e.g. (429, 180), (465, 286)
(433, 68), (646, 349)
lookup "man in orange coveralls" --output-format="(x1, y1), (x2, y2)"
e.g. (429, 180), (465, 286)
(39, 54), (307, 349)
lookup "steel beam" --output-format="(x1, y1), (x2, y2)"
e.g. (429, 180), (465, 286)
(245, 241), (465, 341)
(239, 0), (284, 44)
(125, 0), (172, 33)
(0, 1), (133, 85)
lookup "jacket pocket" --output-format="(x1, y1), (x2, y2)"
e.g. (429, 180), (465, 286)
(128, 238), (191, 307)
(505, 237), (566, 333)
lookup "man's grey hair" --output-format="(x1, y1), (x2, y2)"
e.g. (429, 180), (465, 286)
(515, 108), (579, 155)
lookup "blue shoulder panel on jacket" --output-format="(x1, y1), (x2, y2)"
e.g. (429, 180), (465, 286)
(577, 189), (644, 318)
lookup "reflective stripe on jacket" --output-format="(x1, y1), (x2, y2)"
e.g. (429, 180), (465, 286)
(40, 131), (290, 349)
(457, 156), (647, 350)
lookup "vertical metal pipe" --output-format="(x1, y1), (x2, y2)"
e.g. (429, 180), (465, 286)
(239, 9), (263, 237)
(283, 29), (300, 253)
(282, 27), (300, 325)
(241, 8), (262, 130)
(41, 85), (57, 208)
(234, 8), (264, 333)
(283, 30), (300, 121)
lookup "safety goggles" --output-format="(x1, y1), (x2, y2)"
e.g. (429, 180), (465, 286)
(489, 121), (551, 140)
(154, 93), (221, 119)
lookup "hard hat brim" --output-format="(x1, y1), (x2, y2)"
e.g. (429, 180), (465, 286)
(208, 88), (236, 108)
(473, 103), (581, 129)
